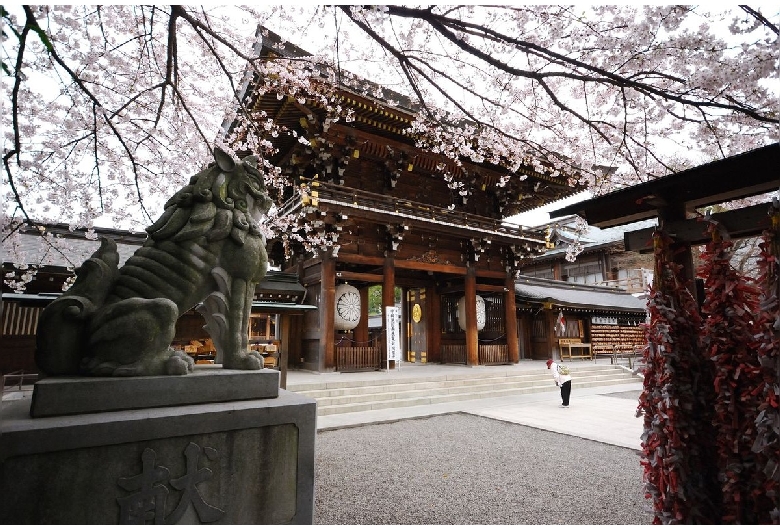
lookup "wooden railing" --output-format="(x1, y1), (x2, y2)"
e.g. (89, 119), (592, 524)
(441, 345), (467, 364)
(597, 269), (652, 295)
(478, 344), (509, 364)
(441, 344), (509, 365)
(336, 346), (381, 372)
(279, 180), (547, 244)
(2, 370), (38, 393)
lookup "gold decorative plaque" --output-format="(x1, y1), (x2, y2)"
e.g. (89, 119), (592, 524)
(412, 303), (422, 323)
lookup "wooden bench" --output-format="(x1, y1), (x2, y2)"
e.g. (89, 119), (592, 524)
(558, 338), (593, 361)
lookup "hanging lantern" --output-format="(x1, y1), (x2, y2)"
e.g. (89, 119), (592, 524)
(457, 295), (486, 331)
(334, 284), (361, 330)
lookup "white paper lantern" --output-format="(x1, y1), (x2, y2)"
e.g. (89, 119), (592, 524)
(457, 295), (486, 331)
(334, 284), (361, 330)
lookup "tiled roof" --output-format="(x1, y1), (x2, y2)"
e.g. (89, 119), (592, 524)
(515, 275), (647, 313)
(4, 226), (304, 298)
(4, 231), (143, 268)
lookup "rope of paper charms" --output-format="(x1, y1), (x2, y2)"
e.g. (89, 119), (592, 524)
(751, 199), (780, 523)
(699, 218), (768, 523)
(637, 229), (719, 524)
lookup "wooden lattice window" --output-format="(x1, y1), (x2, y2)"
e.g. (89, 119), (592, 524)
(441, 295), (460, 334)
(531, 317), (547, 339)
(482, 294), (505, 333)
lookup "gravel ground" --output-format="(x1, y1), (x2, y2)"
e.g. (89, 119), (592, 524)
(315, 413), (653, 525)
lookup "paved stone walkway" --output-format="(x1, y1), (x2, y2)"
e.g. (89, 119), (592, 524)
(287, 359), (646, 451)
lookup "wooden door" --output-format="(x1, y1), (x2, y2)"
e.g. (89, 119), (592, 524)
(407, 288), (427, 363)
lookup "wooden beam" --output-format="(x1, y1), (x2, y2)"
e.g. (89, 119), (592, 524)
(336, 254), (385, 267)
(394, 260), (466, 275)
(624, 202), (774, 252)
(475, 284), (510, 293)
(438, 283), (507, 294)
(551, 144), (780, 228)
(476, 270), (511, 280)
(337, 254), (470, 276)
(335, 271), (385, 284)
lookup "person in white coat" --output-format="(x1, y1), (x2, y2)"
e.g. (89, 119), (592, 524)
(546, 359), (572, 407)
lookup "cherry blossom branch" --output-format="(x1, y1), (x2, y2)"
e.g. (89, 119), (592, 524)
(336, 6), (435, 120)
(2, 9), (32, 222)
(154, 5), (181, 126)
(341, 7), (599, 171)
(16, 6), (153, 222)
(93, 102), (104, 212)
(740, 5), (780, 35)
(377, 5), (777, 124)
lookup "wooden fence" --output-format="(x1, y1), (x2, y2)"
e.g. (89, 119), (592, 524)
(440, 344), (467, 364)
(440, 344), (509, 365)
(478, 344), (509, 364)
(336, 346), (381, 372)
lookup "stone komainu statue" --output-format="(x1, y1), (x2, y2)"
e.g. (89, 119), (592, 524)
(35, 147), (273, 376)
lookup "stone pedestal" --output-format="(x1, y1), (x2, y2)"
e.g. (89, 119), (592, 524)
(0, 368), (316, 524)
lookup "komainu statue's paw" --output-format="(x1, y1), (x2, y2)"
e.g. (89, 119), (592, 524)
(223, 350), (263, 371)
(166, 349), (195, 375)
(89, 348), (195, 376)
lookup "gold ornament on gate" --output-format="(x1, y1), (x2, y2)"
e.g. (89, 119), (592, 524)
(412, 303), (422, 323)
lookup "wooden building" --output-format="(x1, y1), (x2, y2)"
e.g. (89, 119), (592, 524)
(514, 275), (647, 361)
(520, 215), (656, 294)
(227, 29), (587, 372)
(550, 144), (780, 281)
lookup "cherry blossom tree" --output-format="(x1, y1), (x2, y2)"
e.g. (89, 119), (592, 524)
(2, 5), (778, 283)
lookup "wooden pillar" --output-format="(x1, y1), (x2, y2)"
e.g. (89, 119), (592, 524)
(279, 314), (290, 389)
(553, 261), (563, 281)
(319, 253), (336, 371)
(660, 203), (699, 306)
(518, 313), (531, 360)
(382, 254), (395, 362)
(546, 308), (557, 360)
(465, 265), (478, 366)
(428, 281), (441, 363)
(505, 272), (519, 363)
(400, 287), (408, 362)
(355, 285), (370, 347)
(287, 314), (303, 374)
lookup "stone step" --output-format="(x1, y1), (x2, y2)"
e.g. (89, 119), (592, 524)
(287, 364), (629, 394)
(287, 365), (639, 416)
(308, 372), (635, 406)
(291, 371), (609, 397)
(315, 376), (637, 416)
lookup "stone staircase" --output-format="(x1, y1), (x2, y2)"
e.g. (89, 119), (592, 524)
(286, 364), (640, 416)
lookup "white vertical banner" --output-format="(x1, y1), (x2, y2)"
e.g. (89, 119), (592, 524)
(385, 306), (401, 370)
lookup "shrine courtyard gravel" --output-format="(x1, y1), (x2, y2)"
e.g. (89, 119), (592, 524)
(314, 413), (653, 525)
